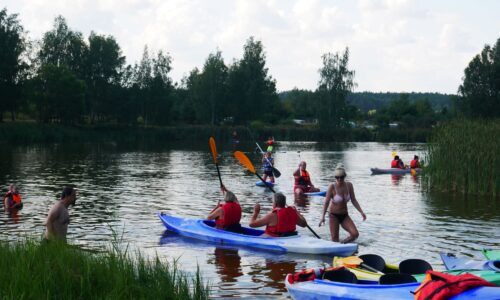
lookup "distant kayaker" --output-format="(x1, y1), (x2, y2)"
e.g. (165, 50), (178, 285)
(261, 152), (275, 183)
(44, 186), (77, 243)
(391, 155), (405, 169)
(3, 184), (23, 210)
(249, 192), (307, 237)
(207, 185), (242, 233)
(410, 155), (421, 169)
(293, 161), (320, 199)
(319, 164), (366, 243)
(266, 136), (274, 152)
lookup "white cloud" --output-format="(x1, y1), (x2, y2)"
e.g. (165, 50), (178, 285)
(2, 0), (498, 93)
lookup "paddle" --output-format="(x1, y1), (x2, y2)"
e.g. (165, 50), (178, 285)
(245, 127), (281, 178)
(209, 137), (224, 188)
(233, 151), (321, 239)
(336, 256), (384, 274)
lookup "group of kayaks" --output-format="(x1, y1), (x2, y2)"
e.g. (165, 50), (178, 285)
(286, 251), (500, 299)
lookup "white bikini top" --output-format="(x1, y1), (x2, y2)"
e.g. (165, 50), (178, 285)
(332, 183), (351, 204)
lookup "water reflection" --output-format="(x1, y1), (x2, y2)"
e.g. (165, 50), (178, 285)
(210, 248), (243, 282)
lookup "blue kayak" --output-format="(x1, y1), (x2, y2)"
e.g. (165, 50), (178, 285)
(285, 274), (500, 300)
(371, 168), (422, 175)
(158, 213), (357, 255)
(255, 181), (275, 187)
(440, 252), (500, 272)
(304, 191), (326, 197)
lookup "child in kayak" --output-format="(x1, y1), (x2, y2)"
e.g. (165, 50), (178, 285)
(207, 185), (242, 233)
(249, 192), (307, 237)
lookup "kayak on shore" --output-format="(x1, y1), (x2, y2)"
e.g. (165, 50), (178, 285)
(285, 273), (500, 300)
(370, 168), (422, 175)
(440, 252), (500, 272)
(158, 213), (357, 255)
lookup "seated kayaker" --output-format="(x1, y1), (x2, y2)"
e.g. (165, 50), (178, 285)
(409, 155), (421, 169)
(294, 161), (320, 199)
(391, 155), (405, 169)
(207, 185), (242, 233)
(3, 184), (23, 210)
(249, 192), (307, 237)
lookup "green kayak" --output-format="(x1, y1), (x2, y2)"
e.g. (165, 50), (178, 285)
(413, 270), (500, 286)
(483, 249), (500, 260)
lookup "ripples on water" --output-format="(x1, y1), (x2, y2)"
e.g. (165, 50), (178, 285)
(0, 141), (498, 298)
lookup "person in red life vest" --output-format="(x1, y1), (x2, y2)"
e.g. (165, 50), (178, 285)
(266, 136), (274, 152)
(391, 155), (405, 169)
(3, 184), (23, 210)
(319, 164), (366, 243)
(207, 185), (242, 233)
(410, 155), (421, 169)
(249, 192), (307, 237)
(293, 161), (320, 199)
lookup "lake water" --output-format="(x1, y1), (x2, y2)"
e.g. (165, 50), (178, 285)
(1, 141), (498, 299)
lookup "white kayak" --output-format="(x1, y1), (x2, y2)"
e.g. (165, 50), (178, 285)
(370, 168), (422, 175)
(158, 213), (357, 256)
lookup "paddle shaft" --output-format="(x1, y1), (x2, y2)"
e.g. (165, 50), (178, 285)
(215, 163), (223, 188)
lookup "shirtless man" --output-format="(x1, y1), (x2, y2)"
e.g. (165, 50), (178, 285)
(44, 187), (77, 243)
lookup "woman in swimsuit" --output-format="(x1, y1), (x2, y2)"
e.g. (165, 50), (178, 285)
(319, 164), (366, 243)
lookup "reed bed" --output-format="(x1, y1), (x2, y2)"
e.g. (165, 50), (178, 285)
(425, 119), (500, 198)
(0, 239), (209, 300)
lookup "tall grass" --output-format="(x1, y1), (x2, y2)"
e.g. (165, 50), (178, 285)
(0, 239), (209, 299)
(425, 119), (500, 198)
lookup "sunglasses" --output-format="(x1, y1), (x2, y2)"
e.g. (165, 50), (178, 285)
(335, 176), (345, 180)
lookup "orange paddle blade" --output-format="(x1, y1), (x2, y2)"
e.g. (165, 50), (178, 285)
(234, 151), (256, 174)
(209, 137), (218, 163)
(410, 168), (417, 176)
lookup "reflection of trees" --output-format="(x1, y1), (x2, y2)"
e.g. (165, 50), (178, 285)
(424, 191), (500, 221)
(208, 247), (243, 282)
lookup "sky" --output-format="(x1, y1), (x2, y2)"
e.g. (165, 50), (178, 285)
(3, 0), (499, 94)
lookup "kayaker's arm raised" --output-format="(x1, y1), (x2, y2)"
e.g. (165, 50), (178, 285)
(249, 203), (275, 228)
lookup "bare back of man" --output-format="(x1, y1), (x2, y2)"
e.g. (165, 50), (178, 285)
(45, 201), (70, 242)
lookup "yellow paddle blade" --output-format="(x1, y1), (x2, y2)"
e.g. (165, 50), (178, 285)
(391, 151), (397, 158)
(410, 168), (417, 176)
(234, 151), (256, 174)
(335, 256), (363, 267)
(209, 137), (218, 163)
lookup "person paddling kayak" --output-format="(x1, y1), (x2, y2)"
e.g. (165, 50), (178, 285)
(293, 161), (320, 200)
(207, 185), (242, 233)
(410, 155), (421, 169)
(319, 164), (366, 243)
(249, 193), (307, 237)
(391, 155), (405, 169)
(261, 152), (275, 183)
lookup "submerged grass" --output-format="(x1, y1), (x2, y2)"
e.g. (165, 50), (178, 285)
(0, 239), (209, 299)
(425, 119), (500, 198)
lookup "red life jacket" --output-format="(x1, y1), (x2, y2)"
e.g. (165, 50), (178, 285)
(410, 159), (420, 169)
(12, 193), (22, 204)
(391, 159), (399, 168)
(265, 207), (297, 237)
(413, 270), (496, 300)
(294, 170), (311, 188)
(215, 202), (241, 229)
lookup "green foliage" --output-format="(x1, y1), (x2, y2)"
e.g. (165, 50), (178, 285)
(425, 119), (500, 197)
(317, 48), (356, 128)
(0, 8), (28, 122)
(457, 37), (500, 118)
(0, 239), (209, 299)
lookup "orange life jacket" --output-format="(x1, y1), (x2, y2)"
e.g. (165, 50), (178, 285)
(413, 270), (495, 300)
(294, 170), (311, 187)
(215, 202), (242, 229)
(410, 159), (420, 169)
(265, 207), (297, 237)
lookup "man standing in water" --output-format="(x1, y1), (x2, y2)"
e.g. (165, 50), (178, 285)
(44, 186), (77, 243)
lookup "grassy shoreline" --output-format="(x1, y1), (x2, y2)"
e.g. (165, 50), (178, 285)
(0, 122), (432, 143)
(0, 239), (209, 299)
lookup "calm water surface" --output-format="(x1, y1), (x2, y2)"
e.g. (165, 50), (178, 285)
(1, 141), (498, 299)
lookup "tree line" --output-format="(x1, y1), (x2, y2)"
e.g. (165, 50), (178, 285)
(1, 8), (498, 129)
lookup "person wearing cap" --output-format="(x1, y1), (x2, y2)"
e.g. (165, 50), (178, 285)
(293, 161), (320, 199)
(207, 185), (242, 233)
(44, 186), (77, 243)
(249, 192), (307, 237)
(319, 164), (366, 243)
